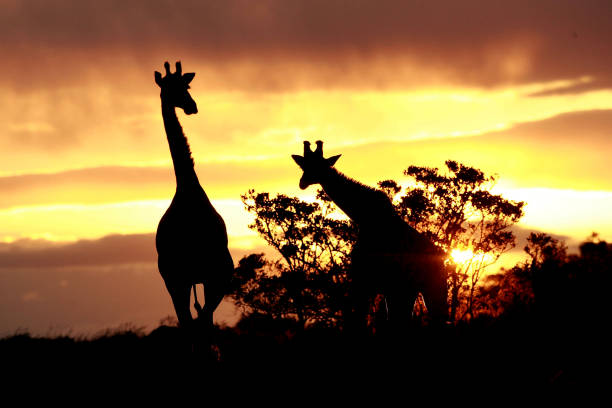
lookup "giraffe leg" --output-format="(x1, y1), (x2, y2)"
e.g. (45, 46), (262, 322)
(200, 251), (232, 325)
(189, 273), (228, 361)
(385, 288), (418, 336)
(200, 279), (226, 330)
(423, 285), (448, 325)
(158, 256), (193, 328)
(421, 260), (449, 326)
(347, 293), (370, 333)
(345, 270), (371, 337)
(165, 282), (193, 328)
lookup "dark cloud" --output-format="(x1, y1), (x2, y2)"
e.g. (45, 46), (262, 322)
(0, 261), (242, 336)
(526, 79), (612, 97)
(509, 225), (577, 254)
(491, 109), (612, 147)
(0, 232), (273, 268)
(0, 232), (271, 335)
(0, 233), (156, 267)
(0, 262), (170, 336)
(2, 0), (612, 91)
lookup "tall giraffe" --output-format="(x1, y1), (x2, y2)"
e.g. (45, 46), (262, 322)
(292, 141), (448, 332)
(154, 61), (233, 334)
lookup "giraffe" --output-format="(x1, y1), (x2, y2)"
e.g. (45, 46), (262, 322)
(292, 141), (448, 333)
(154, 61), (234, 337)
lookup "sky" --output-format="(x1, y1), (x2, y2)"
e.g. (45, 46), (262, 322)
(1, 0), (612, 336)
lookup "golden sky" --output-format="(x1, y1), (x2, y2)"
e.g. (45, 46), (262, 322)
(2, 0), (612, 335)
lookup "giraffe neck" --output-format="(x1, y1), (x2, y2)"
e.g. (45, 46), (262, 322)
(319, 167), (398, 225)
(161, 100), (199, 190)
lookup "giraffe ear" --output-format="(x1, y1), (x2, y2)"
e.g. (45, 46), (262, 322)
(154, 71), (163, 87)
(327, 154), (341, 167)
(183, 73), (195, 84)
(292, 155), (305, 168)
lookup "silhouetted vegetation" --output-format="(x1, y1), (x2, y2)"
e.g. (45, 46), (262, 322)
(231, 190), (355, 328)
(483, 232), (611, 326)
(232, 161), (525, 327)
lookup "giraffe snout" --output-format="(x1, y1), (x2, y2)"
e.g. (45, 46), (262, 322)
(184, 103), (198, 115)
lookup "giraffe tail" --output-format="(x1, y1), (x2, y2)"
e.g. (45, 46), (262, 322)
(192, 284), (203, 317)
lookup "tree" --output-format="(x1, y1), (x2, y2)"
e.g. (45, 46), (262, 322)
(230, 189), (356, 328)
(524, 232), (568, 269)
(477, 232), (563, 320)
(480, 232), (612, 325)
(232, 160), (524, 327)
(380, 160), (525, 321)
(230, 253), (291, 320)
(476, 232), (567, 320)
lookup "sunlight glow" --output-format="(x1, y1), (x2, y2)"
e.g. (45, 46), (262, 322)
(450, 248), (496, 268)
(0, 199), (257, 246)
(497, 187), (612, 242)
(450, 248), (475, 265)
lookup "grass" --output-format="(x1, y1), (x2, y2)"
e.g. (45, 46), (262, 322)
(0, 314), (605, 395)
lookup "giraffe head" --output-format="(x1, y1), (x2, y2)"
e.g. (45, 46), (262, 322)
(292, 140), (341, 190)
(154, 61), (198, 115)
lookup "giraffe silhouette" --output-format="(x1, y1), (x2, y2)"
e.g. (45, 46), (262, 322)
(292, 141), (448, 333)
(154, 61), (233, 339)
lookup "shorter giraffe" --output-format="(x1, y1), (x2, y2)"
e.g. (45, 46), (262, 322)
(292, 141), (448, 332)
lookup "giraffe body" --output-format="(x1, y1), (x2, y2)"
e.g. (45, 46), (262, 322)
(156, 185), (233, 327)
(292, 141), (447, 331)
(154, 61), (233, 333)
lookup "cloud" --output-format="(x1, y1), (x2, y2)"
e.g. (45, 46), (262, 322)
(2, 108), (611, 211)
(0, 261), (241, 336)
(336, 109), (612, 191)
(509, 225), (576, 253)
(0, 166), (171, 209)
(0, 233), (156, 267)
(526, 78), (612, 97)
(0, 158), (297, 208)
(2, 1), (612, 92)
(482, 224), (579, 272)
(0, 232), (274, 336)
(0, 232), (274, 268)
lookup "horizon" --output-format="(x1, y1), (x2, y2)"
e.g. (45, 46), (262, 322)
(2, 0), (612, 336)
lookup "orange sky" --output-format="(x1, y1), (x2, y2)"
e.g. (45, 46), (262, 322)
(2, 0), (612, 336)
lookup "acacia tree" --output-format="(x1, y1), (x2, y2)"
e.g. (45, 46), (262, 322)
(380, 160), (525, 322)
(230, 189), (356, 328)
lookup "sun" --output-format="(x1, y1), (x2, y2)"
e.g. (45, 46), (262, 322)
(449, 247), (496, 268)
(450, 248), (475, 264)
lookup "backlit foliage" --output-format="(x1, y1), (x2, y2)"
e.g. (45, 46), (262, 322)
(231, 189), (356, 327)
(380, 160), (525, 321)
